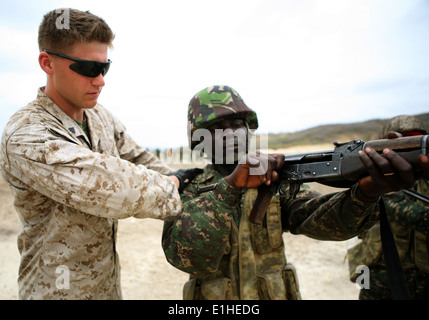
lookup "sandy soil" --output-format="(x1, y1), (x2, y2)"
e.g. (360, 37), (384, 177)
(0, 144), (362, 300)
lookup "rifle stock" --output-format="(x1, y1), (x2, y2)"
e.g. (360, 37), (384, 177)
(249, 135), (429, 224)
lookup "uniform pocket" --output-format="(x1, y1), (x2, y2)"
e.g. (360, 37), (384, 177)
(200, 277), (233, 300)
(257, 271), (286, 300)
(252, 199), (283, 254)
(183, 278), (197, 300)
(282, 263), (301, 300)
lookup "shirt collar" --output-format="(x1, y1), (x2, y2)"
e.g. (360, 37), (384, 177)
(36, 87), (92, 147)
(193, 164), (223, 184)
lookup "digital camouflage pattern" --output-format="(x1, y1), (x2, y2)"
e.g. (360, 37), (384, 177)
(187, 85), (258, 149)
(348, 115), (429, 300)
(386, 180), (429, 235)
(347, 180), (429, 299)
(162, 165), (380, 300)
(0, 87), (182, 299)
(358, 266), (428, 300)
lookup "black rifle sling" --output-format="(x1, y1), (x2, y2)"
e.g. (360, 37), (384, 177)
(402, 189), (429, 205)
(379, 198), (411, 300)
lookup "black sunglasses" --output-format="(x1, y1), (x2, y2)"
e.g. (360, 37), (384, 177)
(43, 49), (112, 77)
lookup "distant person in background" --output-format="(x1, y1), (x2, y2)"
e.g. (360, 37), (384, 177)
(348, 115), (429, 300)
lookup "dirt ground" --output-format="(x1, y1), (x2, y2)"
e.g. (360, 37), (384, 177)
(0, 144), (362, 300)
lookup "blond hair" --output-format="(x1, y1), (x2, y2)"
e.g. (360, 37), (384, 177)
(38, 8), (115, 52)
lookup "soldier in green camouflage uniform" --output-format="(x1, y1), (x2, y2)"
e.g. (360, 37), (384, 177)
(348, 115), (429, 300)
(162, 86), (424, 300)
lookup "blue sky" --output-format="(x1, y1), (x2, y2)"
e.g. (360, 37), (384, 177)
(1, 0), (428, 148)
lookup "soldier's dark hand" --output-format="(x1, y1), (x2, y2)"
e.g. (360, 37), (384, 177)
(224, 152), (284, 190)
(418, 154), (429, 179)
(387, 130), (429, 179)
(357, 148), (415, 202)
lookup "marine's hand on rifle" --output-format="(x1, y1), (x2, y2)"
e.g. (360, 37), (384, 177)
(357, 147), (415, 202)
(224, 152), (285, 190)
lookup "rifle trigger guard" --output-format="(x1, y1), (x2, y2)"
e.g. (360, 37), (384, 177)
(289, 183), (301, 199)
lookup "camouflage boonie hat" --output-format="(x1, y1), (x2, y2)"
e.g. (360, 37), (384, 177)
(187, 85), (258, 149)
(380, 115), (427, 138)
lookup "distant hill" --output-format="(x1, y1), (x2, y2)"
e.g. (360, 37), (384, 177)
(265, 112), (429, 149)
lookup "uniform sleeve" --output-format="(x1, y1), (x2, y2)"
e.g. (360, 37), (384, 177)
(383, 190), (429, 234)
(112, 115), (174, 175)
(3, 124), (181, 221)
(282, 183), (379, 240)
(162, 178), (241, 276)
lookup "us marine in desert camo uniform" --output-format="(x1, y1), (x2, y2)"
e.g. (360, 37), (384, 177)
(0, 8), (182, 299)
(348, 115), (429, 300)
(162, 85), (425, 300)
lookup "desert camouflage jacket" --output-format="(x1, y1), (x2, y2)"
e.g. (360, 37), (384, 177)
(0, 87), (181, 299)
(162, 164), (379, 299)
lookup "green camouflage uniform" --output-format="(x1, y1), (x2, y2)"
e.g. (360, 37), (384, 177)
(163, 85), (380, 300)
(348, 180), (429, 299)
(347, 115), (429, 300)
(163, 165), (380, 300)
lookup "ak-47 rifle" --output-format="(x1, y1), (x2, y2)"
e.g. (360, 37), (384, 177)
(249, 135), (429, 225)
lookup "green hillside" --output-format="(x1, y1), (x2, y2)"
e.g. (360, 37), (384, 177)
(266, 112), (429, 149)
